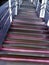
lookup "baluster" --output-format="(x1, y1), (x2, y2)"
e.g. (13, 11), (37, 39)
(15, 0), (18, 15)
(36, 0), (39, 11)
(40, 0), (48, 18)
(9, 0), (12, 23)
(19, 0), (22, 9)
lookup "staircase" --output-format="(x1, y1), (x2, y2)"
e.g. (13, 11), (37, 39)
(0, 0), (49, 65)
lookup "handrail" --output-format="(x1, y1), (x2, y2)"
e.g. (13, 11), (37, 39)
(0, 1), (15, 23)
(0, 0), (19, 25)
(0, 0), (19, 48)
(0, 1), (15, 29)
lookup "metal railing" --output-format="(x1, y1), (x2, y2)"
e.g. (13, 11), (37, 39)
(0, 0), (23, 48)
(35, 0), (49, 27)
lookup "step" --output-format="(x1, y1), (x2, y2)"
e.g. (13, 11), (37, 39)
(1, 47), (49, 54)
(13, 19), (45, 26)
(6, 34), (44, 41)
(15, 15), (39, 19)
(9, 30), (48, 37)
(3, 42), (49, 50)
(8, 31), (49, 40)
(8, 31), (44, 38)
(20, 4), (35, 9)
(0, 50), (49, 58)
(10, 27), (48, 34)
(0, 61), (47, 65)
(4, 37), (49, 46)
(19, 8), (36, 13)
(18, 12), (37, 17)
(14, 16), (42, 22)
(11, 23), (47, 30)
(0, 57), (49, 64)
(0, 48), (49, 59)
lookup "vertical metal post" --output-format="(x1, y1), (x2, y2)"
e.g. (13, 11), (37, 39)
(9, 0), (12, 23)
(40, 0), (48, 18)
(15, 0), (18, 15)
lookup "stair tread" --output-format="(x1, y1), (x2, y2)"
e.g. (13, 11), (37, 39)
(4, 40), (49, 46)
(13, 19), (45, 25)
(11, 24), (47, 30)
(10, 27), (47, 33)
(17, 15), (38, 19)
(1, 48), (49, 55)
(0, 56), (49, 63)
(6, 34), (44, 40)
(0, 51), (49, 58)
(3, 43), (48, 49)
